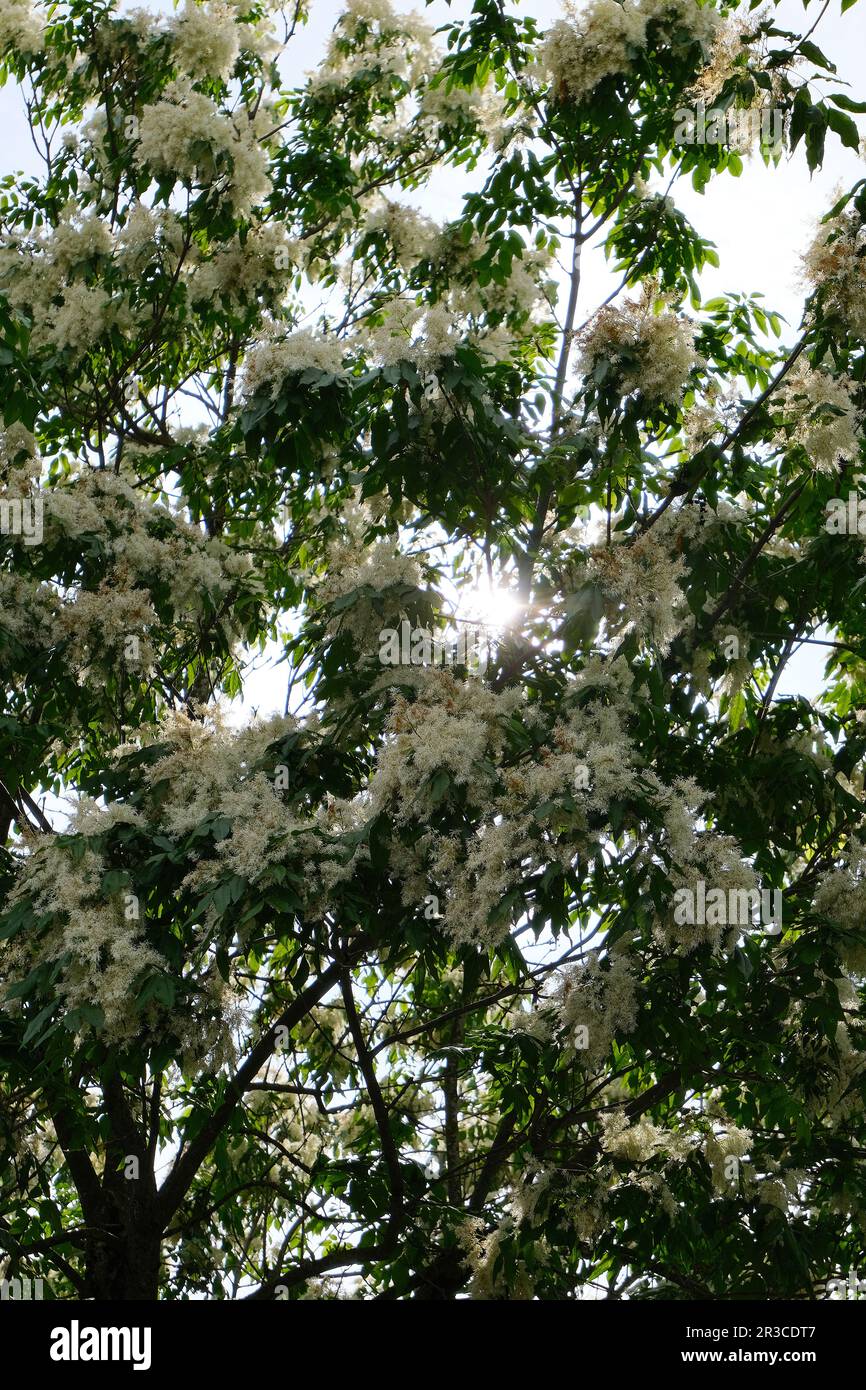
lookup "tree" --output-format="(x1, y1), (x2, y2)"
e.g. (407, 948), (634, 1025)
(1, 0), (866, 1301)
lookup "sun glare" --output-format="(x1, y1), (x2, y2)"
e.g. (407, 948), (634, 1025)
(457, 584), (522, 632)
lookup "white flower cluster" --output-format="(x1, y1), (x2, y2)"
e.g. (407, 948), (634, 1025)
(468, 245), (557, 322)
(373, 657), (675, 949)
(541, 0), (720, 104)
(0, 0), (45, 56)
(777, 363), (861, 473)
(360, 258), (552, 369)
(656, 777), (760, 953)
(115, 202), (187, 275)
(370, 670), (521, 825)
(641, 0), (719, 48)
(704, 1120), (752, 1192)
(240, 325), (348, 399)
(601, 1111), (671, 1162)
(168, 0), (240, 81)
(140, 708), (301, 881)
(0, 570), (63, 651)
(2, 828), (163, 1043)
(814, 841), (866, 974)
(362, 297), (465, 369)
(3, 800), (247, 1063)
(0, 469), (255, 682)
(0, 420), (40, 503)
(802, 207), (866, 341)
(682, 381), (740, 450)
(112, 708), (373, 934)
(365, 198), (441, 268)
(58, 587), (160, 676)
(578, 291), (702, 405)
(312, 0), (436, 95)
(0, 208), (131, 358)
(417, 74), (510, 147)
(551, 949), (639, 1066)
(455, 1215), (537, 1300)
(310, 514), (423, 652)
(190, 224), (299, 311)
(689, 13), (761, 103)
(137, 78), (272, 217)
(585, 525), (690, 653)
(50, 470), (250, 608)
(541, 0), (647, 103)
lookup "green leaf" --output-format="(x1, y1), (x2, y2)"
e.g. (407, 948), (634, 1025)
(826, 107), (860, 150)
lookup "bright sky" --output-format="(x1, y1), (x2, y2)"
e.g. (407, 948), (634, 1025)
(3, 0), (863, 713)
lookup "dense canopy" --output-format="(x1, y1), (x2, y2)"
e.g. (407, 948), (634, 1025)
(1, 0), (866, 1301)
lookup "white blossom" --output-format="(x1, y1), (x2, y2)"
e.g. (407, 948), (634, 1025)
(168, 1), (240, 81)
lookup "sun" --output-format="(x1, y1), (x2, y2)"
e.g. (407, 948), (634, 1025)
(457, 583), (522, 632)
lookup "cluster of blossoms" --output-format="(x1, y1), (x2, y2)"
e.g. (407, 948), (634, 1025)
(496, 1103), (759, 1282)
(88, 0), (280, 74)
(600, 1111), (681, 1163)
(688, 12), (753, 101)
(688, 619), (752, 701)
(364, 199), (442, 269)
(134, 707), (302, 879)
(417, 73), (513, 149)
(546, 949), (640, 1067)
(1, 792), (245, 1064)
(136, 77), (273, 217)
(310, 0), (436, 99)
(682, 380), (740, 450)
(541, 0), (720, 105)
(359, 249), (554, 370)
(575, 498), (721, 653)
(0, 419), (40, 504)
(802, 206), (866, 342)
(0, 0), (44, 56)
(2, 820), (163, 1043)
(189, 224), (300, 312)
(362, 298), (466, 368)
(307, 511), (425, 654)
(577, 290), (703, 405)
(240, 325), (349, 399)
(654, 776), (760, 952)
(115, 202), (188, 276)
(455, 1214), (540, 1300)
(687, 7), (791, 140)
(114, 708), (373, 929)
(0, 703), (385, 1054)
(0, 194), (272, 364)
(814, 840), (866, 974)
(372, 654), (753, 953)
(704, 1118), (752, 1192)
(585, 526), (690, 653)
(168, 0), (241, 81)
(0, 469), (256, 682)
(776, 363), (861, 472)
(0, 207), (134, 359)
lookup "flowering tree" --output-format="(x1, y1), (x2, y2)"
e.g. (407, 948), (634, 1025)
(1, 0), (866, 1303)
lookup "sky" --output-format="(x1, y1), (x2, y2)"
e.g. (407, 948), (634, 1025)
(2, 0), (864, 714)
